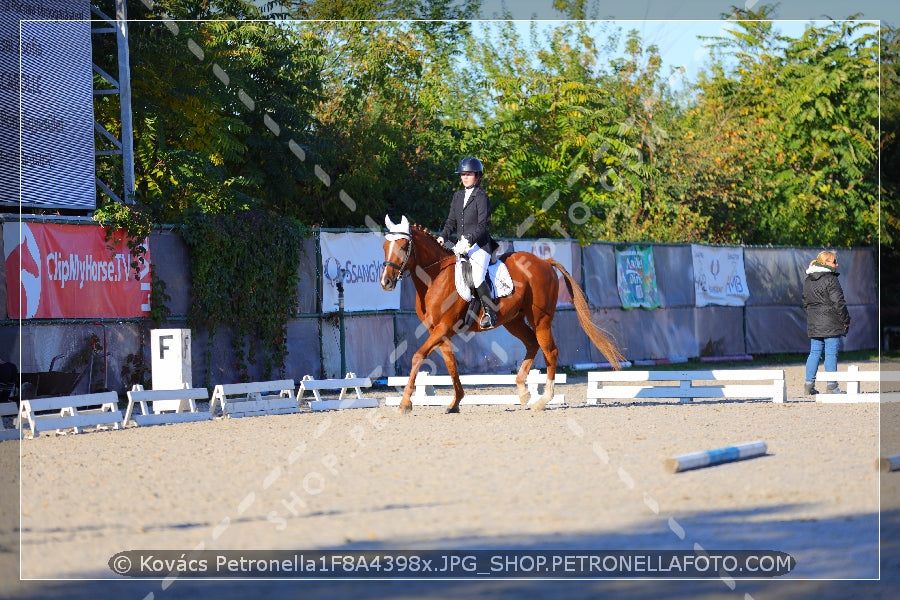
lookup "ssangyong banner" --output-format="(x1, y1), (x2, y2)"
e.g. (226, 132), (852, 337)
(320, 231), (400, 312)
(4, 221), (151, 318)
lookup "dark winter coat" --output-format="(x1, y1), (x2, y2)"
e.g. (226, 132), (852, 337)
(802, 265), (850, 338)
(439, 186), (497, 251)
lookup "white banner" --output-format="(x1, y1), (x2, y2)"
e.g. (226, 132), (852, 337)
(513, 239), (576, 306)
(691, 244), (750, 307)
(320, 232), (400, 312)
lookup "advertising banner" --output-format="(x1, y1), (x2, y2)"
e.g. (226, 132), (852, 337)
(1, 2), (96, 209)
(615, 245), (660, 309)
(691, 244), (750, 307)
(320, 232), (400, 312)
(4, 222), (150, 318)
(512, 239), (575, 306)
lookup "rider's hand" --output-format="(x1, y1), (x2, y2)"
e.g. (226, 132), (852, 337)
(453, 237), (471, 256)
(437, 236), (445, 246)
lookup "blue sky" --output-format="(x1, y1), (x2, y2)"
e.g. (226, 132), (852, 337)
(623, 19), (875, 89)
(475, 0), (897, 25)
(622, 20), (810, 88)
(472, 0), (892, 86)
(473, 18), (874, 92)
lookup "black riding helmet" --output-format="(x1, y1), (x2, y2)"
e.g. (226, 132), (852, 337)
(455, 157), (484, 174)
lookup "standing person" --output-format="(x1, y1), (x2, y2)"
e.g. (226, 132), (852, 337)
(802, 250), (851, 394)
(436, 157), (499, 329)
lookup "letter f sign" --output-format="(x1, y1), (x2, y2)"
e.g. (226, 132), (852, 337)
(159, 334), (173, 359)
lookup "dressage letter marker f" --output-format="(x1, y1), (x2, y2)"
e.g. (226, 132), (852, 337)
(159, 335), (174, 359)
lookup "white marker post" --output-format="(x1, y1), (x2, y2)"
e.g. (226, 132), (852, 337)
(664, 440), (767, 473)
(150, 329), (192, 413)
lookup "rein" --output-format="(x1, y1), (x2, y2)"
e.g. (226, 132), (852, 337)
(420, 253), (456, 273)
(383, 232), (456, 281)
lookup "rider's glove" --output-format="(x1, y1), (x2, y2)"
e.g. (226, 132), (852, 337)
(453, 237), (471, 256)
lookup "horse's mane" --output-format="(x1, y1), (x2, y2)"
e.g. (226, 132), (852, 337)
(411, 223), (452, 254)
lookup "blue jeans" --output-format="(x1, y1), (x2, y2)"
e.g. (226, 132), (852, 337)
(805, 337), (841, 383)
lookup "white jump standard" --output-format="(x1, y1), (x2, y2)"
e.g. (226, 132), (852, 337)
(587, 370), (786, 404)
(210, 379), (299, 418)
(297, 373), (377, 411)
(385, 370), (566, 408)
(19, 391), (123, 437)
(124, 384), (212, 427)
(664, 440), (768, 473)
(0, 401), (22, 441)
(814, 365), (900, 403)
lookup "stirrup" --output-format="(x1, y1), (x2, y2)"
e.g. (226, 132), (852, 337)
(480, 309), (497, 330)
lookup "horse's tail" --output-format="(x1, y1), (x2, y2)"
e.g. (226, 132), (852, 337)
(548, 258), (625, 370)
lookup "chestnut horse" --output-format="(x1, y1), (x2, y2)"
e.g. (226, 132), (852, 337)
(380, 215), (624, 414)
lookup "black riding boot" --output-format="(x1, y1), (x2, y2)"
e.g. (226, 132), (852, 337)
(474, 281), (497, 330)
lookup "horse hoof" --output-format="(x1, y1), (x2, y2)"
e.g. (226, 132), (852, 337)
(445, 406), (460, 414)
(398, 404), (413, 415)
(530, 400), (548, 412)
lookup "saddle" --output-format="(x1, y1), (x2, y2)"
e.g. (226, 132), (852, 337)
(454, 255), (514, 303)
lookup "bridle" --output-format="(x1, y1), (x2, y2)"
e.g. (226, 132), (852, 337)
(383, 232), (413, 281)
(383, 230), (458, 284)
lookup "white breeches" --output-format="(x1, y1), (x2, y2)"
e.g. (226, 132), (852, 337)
(463, 245), (490, 287)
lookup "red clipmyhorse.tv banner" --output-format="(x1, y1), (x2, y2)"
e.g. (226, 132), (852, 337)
(4, 222), (151, 319)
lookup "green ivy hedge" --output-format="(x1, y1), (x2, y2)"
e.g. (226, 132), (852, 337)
(182, 210), (308, 382)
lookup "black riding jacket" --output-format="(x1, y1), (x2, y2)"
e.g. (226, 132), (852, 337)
(440, 186), (493, 249)
(802, 265), (850, 338)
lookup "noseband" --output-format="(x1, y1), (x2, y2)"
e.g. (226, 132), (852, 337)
(383, 233), (413, 281)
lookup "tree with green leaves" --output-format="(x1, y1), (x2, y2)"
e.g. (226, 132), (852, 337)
(669, 8), (879, 246)
(878, 24), (900, 328)
(93, 1), (882, 253)
(92, 0), (329, 381)
(457, 21), (702, 243)
(289, 13), (477, 229)
(94, 0), (327, 223)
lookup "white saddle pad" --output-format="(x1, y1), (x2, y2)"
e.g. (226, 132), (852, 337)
(454, 259), (514, 302)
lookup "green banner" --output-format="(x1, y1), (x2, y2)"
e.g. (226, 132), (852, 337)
(615, 246), (660, 310)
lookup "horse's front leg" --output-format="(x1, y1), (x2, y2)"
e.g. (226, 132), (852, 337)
(438, 338), (464, 413)
(398, 328), (453, 415)
(531, 380), (555, 412)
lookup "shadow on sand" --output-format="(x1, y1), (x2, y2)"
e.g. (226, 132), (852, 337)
(3, 505), (896, 600)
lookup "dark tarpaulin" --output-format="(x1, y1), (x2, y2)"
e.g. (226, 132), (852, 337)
(745, 248), (878, 354)
(321, 314), (395, 380)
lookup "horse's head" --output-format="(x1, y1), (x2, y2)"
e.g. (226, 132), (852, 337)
(381, 215), (412, 291)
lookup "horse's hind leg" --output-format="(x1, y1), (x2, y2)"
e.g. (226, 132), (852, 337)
(503, 315), (540, 407)
(439, 339), (465, 413)
(530, 317), (559, 411)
